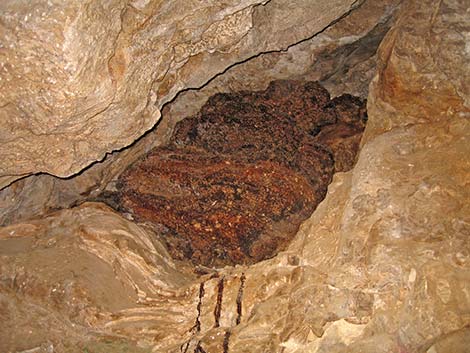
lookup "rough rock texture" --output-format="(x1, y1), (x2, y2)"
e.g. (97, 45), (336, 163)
(1, 0), (469, 352)
(120, 148), (320, 268)
(0, 0), (399, 227)
(0, 0), (359, 188)
(117, 81), (365, 267)
(363, 0), (470, 143)
(0, 203), (195, 352)
(159, 0), (401, 147)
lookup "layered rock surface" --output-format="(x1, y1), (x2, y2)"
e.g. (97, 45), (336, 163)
(1, 0), (469, 352)
(0, 0), (400, 227)
(117, 81), (365, 267)
(0, 0), (359, 188)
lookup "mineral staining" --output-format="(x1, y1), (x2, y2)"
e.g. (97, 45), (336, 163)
(117, 80), (366, 267)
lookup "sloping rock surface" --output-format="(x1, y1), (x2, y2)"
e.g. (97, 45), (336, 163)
(0, 0), (469, 352)
(0, 0), (399, 227)
(0, 0), (358, 188)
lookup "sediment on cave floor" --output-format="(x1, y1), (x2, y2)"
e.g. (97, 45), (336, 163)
(99, 80), (368, 268)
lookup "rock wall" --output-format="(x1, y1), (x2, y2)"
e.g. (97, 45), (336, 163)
(1, 0), (469, 352)
(0, 0), (359, 188)
(0, 0), (400, 226)
(364, 0), (470, 143)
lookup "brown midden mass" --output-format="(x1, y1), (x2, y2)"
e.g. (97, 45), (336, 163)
(117, 80), (367, 268)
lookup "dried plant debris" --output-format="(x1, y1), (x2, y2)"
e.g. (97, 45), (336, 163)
(116, 80), (367, 267)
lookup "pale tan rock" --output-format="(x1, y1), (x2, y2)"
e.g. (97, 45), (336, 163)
(1, 117), (469, 353)
(363, 0), (470, 143)
(0, 203), (196, 352)
(162, 0), (401, 138)
(0, 0), (400, 226)
(426, 328), (470, 353)
(0, 133), (157, 226)
(0, 0), (358, 188)
(1, 0), (469, 352)
(5, 111), (469, 352)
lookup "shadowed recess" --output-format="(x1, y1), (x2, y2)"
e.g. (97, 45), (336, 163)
(114, 80), (367, 267)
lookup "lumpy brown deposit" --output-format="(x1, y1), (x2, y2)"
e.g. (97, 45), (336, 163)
(116, 80), (367, 267)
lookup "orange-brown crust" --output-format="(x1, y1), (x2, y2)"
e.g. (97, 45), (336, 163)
(117, 80), (366, 267)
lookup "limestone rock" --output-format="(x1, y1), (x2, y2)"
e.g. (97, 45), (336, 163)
(0, 0), (469, 352)
(0, 203), (196, 352)
(5, 108), (468, 352)
(364, 0), (470, 143)
(0, 0), (400, 226)
(162, 0), (401, 140)
(0, 0), (358, 188)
